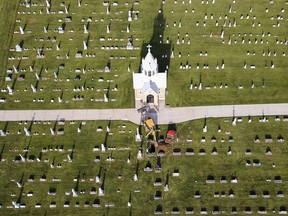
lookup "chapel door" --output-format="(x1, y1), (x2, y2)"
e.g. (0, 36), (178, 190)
(147, 94), (154, 103)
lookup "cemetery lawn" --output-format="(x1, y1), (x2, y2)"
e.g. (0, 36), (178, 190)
(1, 116), (288, 215)
(0, 0), (288, 109)
(0, 0), (19, 76)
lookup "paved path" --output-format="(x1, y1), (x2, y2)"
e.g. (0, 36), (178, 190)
(1, 103), (288, 124)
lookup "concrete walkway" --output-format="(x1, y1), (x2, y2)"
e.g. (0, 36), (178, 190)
(1, 103), (288, 124)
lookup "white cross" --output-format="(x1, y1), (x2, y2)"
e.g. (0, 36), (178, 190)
(147, 44), (152, 52)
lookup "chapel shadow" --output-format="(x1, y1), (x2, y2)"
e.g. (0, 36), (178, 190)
(139, 4), (171, 73)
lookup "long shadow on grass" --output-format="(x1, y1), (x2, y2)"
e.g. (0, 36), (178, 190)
(74, 171), (80, 192)
(139, 3), (171, 74)
(0, 142), (5, 161)
(35, 65), (44, 90)
(28, 114), (35, 132)
(23, 137), (32, 159)
(16, 172), (24, 204)
(103, 120), (111, 148)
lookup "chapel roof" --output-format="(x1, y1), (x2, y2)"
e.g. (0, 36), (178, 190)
(141, 80), (159, 95)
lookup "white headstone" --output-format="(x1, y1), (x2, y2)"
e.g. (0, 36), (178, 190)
(46, 7), (50, 14)
(12, 201), (20, 208)
(164, 184), (169, 191)
(190, 84), (193, 90)
(220, 29), (224, 38)
(25, 0), (30, 7)
(104, 94), (108, 102)
(133, 173), (138, 181)
(98, 187), (105, 196)
(84, 25), (88, 34)
(36, 49), (42, 58)
(126, 37), (133, 50)
(7, 85), (13, 95)
(54, 72), (58, 79)
(128, 11), (132, 22)
(72, 188), (78, 197)
(96, 175), (101, 183)
(64, 6), (68, 14)
(24, 127), (31, 136)
(19, 154), (26, 162)
(46, 0), (50, 8)
(137, 150), (143, 160)
(232, 118), (237, 126)
(135, 127), (142, 141)
(67, 154), (72, 162)
(0, 130), (6, 136)
(106, 25), (110, 34)
(101, 143), (106, 152)
(13, 65), (18, 73)
(83, 41), (87, 50)
(19, 26), (24, 34)
(203, 125), (207, 133)
(31, 84), (37, 93)
(35, 73), (40, 81)
(15, 45), (22, 52)
(50, 128), (55, 135)
(17, 181), (23, 187)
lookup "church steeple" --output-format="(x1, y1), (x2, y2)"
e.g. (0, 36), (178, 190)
(141, 44), (158, 77)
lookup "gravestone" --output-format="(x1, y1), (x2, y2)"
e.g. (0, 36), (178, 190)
(15, 45), (22, 52)
(24, 127), (31, 136)
(128, 11), (132, 22)
(7, 85), (13, 95)
(135, 127), (142, 141)
(83, 41), (88, 50)
(84, 24), (88, 34)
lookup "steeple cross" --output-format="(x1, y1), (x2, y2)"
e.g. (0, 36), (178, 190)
(147, 44), (152, 52)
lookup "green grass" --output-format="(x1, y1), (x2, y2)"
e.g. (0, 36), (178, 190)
(1, 117), (288, 215)
(0, 0), (19, 78)
(0, 0), (287, 109)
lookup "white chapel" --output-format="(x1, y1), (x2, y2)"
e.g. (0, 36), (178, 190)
(133, 45), (167, 108)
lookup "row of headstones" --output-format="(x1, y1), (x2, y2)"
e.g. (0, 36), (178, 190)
(222, 115), (288, 124)
(172, 31), (287, 45)
(171, 147), (232, 156)
(254, 135), (285, 143)
(190, 188), (284, 197)
(8, 199), (102, 209)
(179, 62), (226, 70)
(12, 45), (136, 61)
(2, 120), (127, 138)
(189, 80), (269, 91)
(4, 77), (117, 95)
(153, 206), (288, 215)
(168, 13), (285, 29)
(245, 49), (286, 57)
(171, 149), (279, 158)
(0, 97), (116, 104)
(167, 0), (215, 4)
